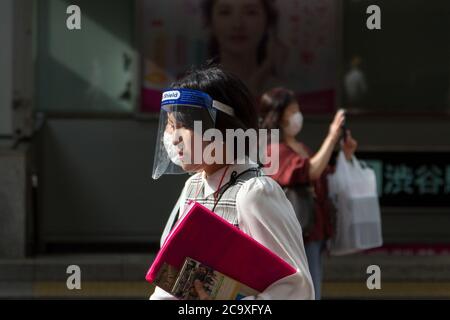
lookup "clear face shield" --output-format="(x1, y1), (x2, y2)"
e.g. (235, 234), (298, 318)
(152, 88), (235, 179)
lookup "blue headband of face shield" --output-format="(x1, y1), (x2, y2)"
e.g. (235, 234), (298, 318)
(161, 88), (235, 117)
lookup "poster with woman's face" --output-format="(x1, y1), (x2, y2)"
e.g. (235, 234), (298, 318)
(140, 0), (338, 114)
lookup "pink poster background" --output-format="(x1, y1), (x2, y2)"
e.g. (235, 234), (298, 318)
(139, 0), (338, 114)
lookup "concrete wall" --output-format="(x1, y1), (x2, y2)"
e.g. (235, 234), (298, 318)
(0, 146), (29, 258)
(0, 0), (13, 136)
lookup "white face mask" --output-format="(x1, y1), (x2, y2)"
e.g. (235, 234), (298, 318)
(284, 112), (303, 137)
(163, 131), (182, 166)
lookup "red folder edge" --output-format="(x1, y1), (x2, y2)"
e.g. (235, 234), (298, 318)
(145, 201), (296, 293)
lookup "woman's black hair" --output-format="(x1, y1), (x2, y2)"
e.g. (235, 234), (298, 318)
(170, 64), (259, 159)
(259, 87), (297, 140)
(201, 0), (278, 65)
(170, 64), (259, 132)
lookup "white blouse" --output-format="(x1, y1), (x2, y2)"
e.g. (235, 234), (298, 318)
(150, 163), (315, 300)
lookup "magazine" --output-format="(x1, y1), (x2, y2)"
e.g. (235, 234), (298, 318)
(153, 257), (259, 300)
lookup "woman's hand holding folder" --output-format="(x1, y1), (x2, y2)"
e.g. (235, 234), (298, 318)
(194, 280), (212, 300)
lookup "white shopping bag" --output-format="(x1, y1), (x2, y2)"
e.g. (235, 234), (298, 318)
(327, 151), (383, 255)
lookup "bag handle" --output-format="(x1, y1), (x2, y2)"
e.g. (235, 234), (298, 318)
(168, 166), (262, 232)
(161, 192), (183, 247)
(212, 167), (262, 211)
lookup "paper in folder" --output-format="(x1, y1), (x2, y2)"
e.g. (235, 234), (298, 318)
(145, 200), (296, 293)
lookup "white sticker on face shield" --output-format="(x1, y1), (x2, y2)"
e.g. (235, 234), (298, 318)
(162, 90), (181, 101)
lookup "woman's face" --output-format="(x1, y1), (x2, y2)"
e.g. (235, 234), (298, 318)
(166, 113), (205, 172)
(280, 102), (300, 136)
(211, 0), (267, 56)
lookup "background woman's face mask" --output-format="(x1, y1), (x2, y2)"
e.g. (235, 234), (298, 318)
(163, 131), (182, 166)
(284, 112), (303, 137)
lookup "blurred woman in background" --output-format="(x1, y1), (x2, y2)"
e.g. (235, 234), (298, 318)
(260, 87), (358, 299)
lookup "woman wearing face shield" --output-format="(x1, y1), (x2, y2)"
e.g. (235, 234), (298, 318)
(260, 87), (358, 300)
(150, 66), (314, 300)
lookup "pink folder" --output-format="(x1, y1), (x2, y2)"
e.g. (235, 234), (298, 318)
(145, 200), (297, 293)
